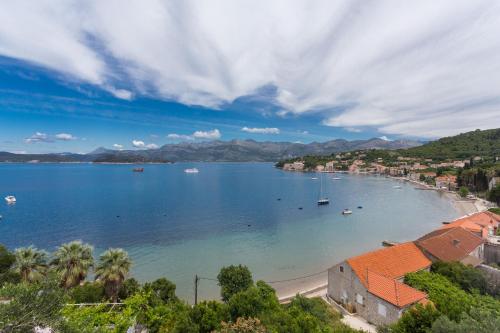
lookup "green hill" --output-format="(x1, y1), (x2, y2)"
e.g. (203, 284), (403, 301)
(401, 128), (500, 160)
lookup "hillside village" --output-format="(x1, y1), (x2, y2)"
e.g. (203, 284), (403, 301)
(278, 129), (500, 204)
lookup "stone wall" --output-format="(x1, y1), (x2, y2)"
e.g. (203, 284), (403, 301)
(484, 243), (500, 264)
(478, 264), (500, 294)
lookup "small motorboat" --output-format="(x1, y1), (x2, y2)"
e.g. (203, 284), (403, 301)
(311, 177), (318, 180)
(393, 185), (402, 189)
(332, 177), (342, 180)
(317, 198), (330, 205)
(5, 196), (16, 204)
(342, 209), (352, 215)
(132, 168), (144, 172)
(184, 168), (199, 173)
(357, 206), (363, 209)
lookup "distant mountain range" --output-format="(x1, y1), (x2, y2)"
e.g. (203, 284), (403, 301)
(0, 138), (423, 163)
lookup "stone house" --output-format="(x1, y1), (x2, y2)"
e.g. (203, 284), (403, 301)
(415, 227), (485, 266)
(327, 242), (431, 326)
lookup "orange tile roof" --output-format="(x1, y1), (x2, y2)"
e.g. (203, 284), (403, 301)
(440, 211), (500, 235)
(346, 242), (431, 288)
(367, 270), (427, 308)
(416, 227), (483, 262)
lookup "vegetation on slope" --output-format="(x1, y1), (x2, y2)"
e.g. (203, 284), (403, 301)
(0, 242), (358, 333)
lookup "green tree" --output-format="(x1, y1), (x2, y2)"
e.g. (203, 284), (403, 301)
(216, 317), (266, 333)
(488, 184), (500, 205)
(0, 244), (19, 286)
(70, 282), (105, 303)
(391, 303), (440, 333)
(95, 248), (132, 302)
(218, 265), (254, 302)
(458, 187), (469, 198)
(144, 277), (178, 304)
(190, 300), (230, 333)
(52, 240), (94, 289)
(118, 278), (141, 300)
(12, 246), (48, 283)
(0, 277), (66, 332)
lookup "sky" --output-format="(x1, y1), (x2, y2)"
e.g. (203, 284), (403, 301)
(1, 0), (500, 154)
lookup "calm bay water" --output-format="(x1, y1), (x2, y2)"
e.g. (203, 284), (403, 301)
(0, 163), (459, 301)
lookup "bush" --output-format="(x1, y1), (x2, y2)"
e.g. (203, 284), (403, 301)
(390, 303), (440, 333)
(190, 301), (230, 333)
(458, 187), (469, 198)
(404, 271), (500, 322)
(431, 261), (488, 295)
(70, 282), (105, 303)
(218, 265), (254, 302)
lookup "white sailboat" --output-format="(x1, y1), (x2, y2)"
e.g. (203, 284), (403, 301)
(317, 174), (329, 205)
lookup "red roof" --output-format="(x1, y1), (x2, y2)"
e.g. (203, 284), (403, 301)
(440, 211), (500, 236)
(346, 242), (431, 288)
(367, 271), (427, 308)
(416, 227), (483, 262)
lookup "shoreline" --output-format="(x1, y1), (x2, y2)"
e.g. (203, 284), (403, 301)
(274, 176), (488, 301)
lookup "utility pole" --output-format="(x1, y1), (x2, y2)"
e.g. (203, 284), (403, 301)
(194, 274), (200, 305)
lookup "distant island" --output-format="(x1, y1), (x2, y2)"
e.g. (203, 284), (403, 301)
(0, 137), (422, 163)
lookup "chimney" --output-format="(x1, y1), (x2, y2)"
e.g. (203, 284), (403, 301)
(452, 239), (460, 246)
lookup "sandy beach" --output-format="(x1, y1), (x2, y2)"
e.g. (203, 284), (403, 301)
(275, 180), (488, 301)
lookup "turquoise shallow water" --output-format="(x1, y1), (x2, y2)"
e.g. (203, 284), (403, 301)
(0, 163), (459, 301)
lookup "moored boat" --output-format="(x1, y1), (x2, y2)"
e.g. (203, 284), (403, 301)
(5, 195), (16, 204)
(184, 168), (199, 173)
(132, 168), (144, 172)
(342, 209), (352, 215)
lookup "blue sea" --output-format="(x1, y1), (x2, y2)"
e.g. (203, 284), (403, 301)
(0, 163), (459, 301)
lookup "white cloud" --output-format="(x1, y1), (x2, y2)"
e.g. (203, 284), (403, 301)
(241, 127), (280, 134)
(25, 132), (51, 143)
(192, 129), (221, 140)
(379, 136), (391, 141)
(344, 127), (362, 133)
(132, 140), (159, 149)
(112, 143), (123, 149)
(167, 129), (221, 141)
(2, 1), (500, 137)
(55, 133), (77, 141)
(10, 150), (27, 154)
(132, 140), (145, 148)
(167, 133), (194, 141)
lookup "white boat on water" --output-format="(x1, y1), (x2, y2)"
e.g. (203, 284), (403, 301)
(317, 174), (330, 205)
(393, 185), (402, 189)
(332, 177), (342, 180)
(342, 209), (352, 215)
(311, 177), (318, 180)
(184, 168), (199, 174)
(5, 195), (16, 204)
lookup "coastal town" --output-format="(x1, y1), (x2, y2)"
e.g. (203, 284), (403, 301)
(280, 149), (500, 206)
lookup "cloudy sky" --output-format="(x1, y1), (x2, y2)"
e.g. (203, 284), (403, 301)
(1, 0), (499, 153)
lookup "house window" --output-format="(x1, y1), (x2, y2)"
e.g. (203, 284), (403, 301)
(339, 266), (344, 272)
(378, 303), (387, 317)
(341, 290), (348, 301)
(356, 293), (363, 305)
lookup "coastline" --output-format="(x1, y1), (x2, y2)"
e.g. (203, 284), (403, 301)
(275, 177), (487, 302)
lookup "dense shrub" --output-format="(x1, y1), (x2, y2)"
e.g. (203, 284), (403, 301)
(431, 261), (488, 294)
(70, 282), (105, 303)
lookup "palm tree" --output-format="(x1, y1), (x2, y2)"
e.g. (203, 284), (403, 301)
(95, 248), (131, 302)
(12, 246), (48, 283)
(52, 240), (94, 288)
